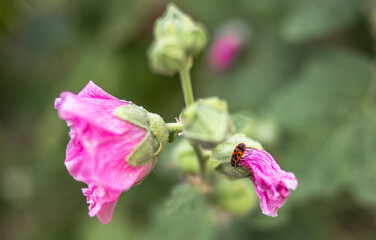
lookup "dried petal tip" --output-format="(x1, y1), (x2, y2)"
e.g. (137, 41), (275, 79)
(239, 149), (298, 217)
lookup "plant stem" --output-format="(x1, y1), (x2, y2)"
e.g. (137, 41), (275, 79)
(178, 57), (208, 182)
(179, 57), (194, 106)
(166, 122), (183, 133)
(191, 143), (207, 181)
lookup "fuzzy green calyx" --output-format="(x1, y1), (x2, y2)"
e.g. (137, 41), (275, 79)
(211, 134), (263, 178)
(114, 104), (168, 166)
(182, 97), (233, 149)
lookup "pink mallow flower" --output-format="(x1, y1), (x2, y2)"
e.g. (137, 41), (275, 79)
(239, 149), (298, 217)
(54, 81), (154, 224)
(207, 21), (248, 72)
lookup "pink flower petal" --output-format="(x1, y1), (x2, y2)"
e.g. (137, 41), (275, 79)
(55, 81), (153, 224)
(57, 92), (131, 135)
(78, 80), (119, 100)
(82, 184), (121, 224)
(240, 149), (298, 217)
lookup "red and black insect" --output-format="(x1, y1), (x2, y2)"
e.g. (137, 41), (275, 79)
(231, 143), (246, 173)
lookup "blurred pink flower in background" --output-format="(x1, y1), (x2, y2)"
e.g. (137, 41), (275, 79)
(55, 81), (153, 224)
(240, 149), (298, 217)
(207, 20), (249, 72)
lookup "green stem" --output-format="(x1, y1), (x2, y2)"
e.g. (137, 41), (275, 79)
(191, 143), (207, 181)
(178, 56), (207, 182)
(166, 122), (183, 133)
(179, 57), (194, 106)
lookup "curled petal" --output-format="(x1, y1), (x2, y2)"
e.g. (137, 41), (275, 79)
(82, 184), (121, 224)
(240, 149), (298, 217)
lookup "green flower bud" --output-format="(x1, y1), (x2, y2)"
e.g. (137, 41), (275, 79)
(150, 3), (208, 68)
(211, 134), (263, 179)
(154, 3), (195, 39)
(182, 97), (233, 149)
(214, 178), (257, 216)
(148, 36), (188, 76)
(182, 23), (208, 55)
(114, 104), (169, 166)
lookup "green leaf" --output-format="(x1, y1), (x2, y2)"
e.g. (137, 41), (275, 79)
(142, 184), (216, 240)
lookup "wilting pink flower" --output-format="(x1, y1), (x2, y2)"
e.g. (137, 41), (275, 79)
(55, 81), (153, 224)
(239, 149), (298, 217)
(207, 21), (248, 72)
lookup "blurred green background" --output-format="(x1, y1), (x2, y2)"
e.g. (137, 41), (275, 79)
(1, 0), (376, 239)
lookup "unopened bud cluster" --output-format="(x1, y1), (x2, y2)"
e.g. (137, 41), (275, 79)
(148, 3), (208, 76)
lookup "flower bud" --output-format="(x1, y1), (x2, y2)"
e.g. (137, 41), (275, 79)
(182, 97), (233, 149)
(154, 3), (195, 39)
(207, 20), (249, 72)
(213, 178), (257, 216)
(148, 36), (188, 76)
(211, 134), (263, 178)
(114, 104), (169, 166)
(148, 3), (208, 75)
(182, 23), (208, 55)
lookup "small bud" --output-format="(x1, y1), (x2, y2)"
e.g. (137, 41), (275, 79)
(149, 3), (208, 75)
(211, 134), (263, 178)
(182, 97), (233, 149)
(114, 104), (169, 166)
(154, 3), (195, 39)
(214, 178), (257, 216)
(148, 36), (188, 76)
(207, 20), (249, 72)
(182, 23), (208, 55)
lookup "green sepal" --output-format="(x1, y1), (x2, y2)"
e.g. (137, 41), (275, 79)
(182, 97), (233, 149)
(214, 163), (251, 179)
(114, 104), (149, 129)
(127, 132), (159, 166)
(211, 133), (263, 178)
(147, 113), (169, 156)
(114, 104), (169, 166)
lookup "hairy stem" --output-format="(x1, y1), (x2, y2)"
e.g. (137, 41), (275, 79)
(166, 122), (183, 133)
